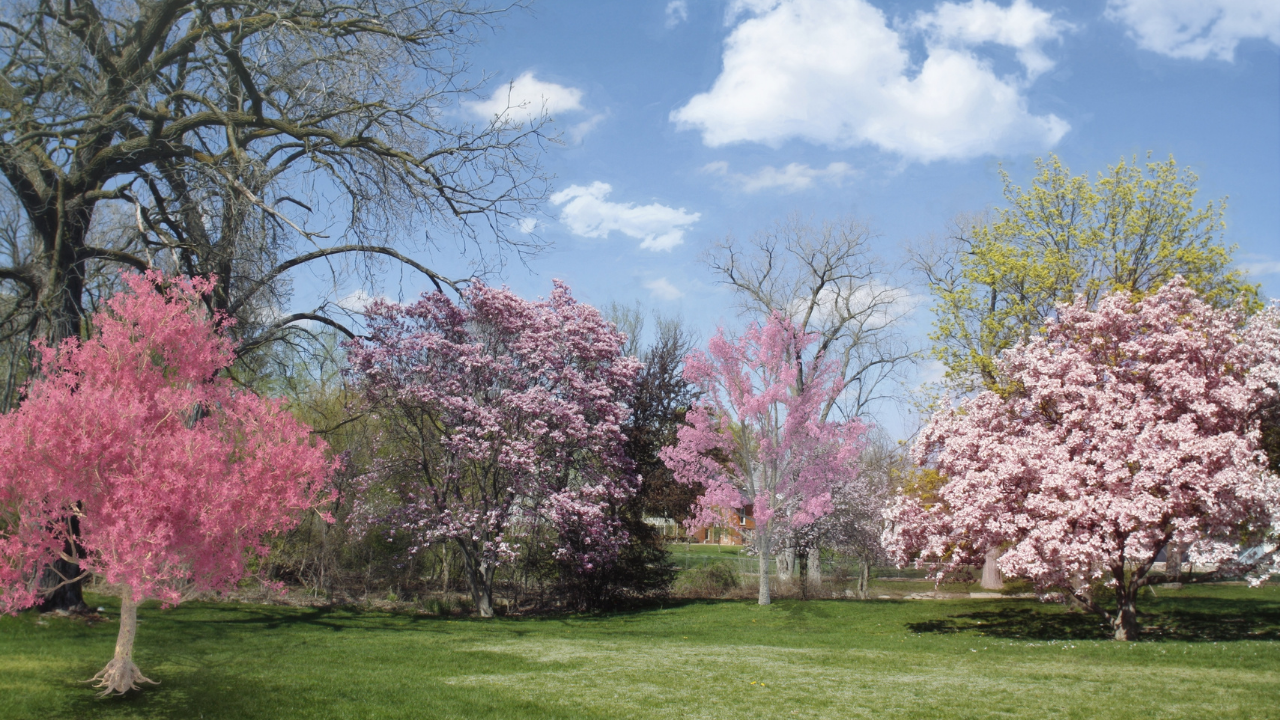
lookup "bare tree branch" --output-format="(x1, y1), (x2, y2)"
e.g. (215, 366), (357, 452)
(706, 215), (919, 423)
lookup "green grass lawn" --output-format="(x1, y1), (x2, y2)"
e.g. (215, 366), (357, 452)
(2, 585), (1279, 720)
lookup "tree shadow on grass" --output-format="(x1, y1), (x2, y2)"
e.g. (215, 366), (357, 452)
(907, 597), (1280, 642)
(167, 602), (448, 635)
(57, 632), (594, 720)
(61, 663), (277, 720)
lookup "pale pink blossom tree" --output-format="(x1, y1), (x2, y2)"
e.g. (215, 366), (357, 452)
(1241, 302), (1280, 583)
(659, 312), (868, 605)
(0, 272), (331, 694)
(345, 281), (641, 617)
(885, 278), (1280, 640)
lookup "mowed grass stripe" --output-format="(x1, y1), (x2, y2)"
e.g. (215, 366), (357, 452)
(0, 585), (1278, 719)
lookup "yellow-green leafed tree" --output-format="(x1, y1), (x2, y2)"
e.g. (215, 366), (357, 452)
(917, 153), (1260, 391)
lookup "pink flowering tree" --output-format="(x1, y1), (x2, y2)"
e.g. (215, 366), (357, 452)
(659, 312), (868, 605)
(0, 272), (330, 694)
(1242, 303), (1280, 582)
(345, 281), (641, 617)
(885, 278), (1280, 640)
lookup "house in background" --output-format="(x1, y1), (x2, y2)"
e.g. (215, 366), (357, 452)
(646, 505), (756, 546)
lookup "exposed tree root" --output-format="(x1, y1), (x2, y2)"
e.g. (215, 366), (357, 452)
(86, 657), (158, 697)
(86, 585), (157, 696)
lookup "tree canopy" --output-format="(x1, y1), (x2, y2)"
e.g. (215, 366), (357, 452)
(886, 278), (1280, 640)
(345, 280), (641, 618)
(660, 312), (868, 605)
(917, 154), (1259, 391)
(0, 270), (330, 691)
(0, 0), (544, 348)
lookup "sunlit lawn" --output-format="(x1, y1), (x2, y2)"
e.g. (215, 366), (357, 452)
(2, 585), (1279, 719)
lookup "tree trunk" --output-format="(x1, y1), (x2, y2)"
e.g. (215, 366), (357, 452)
(475, 560), (495, 618)
(981, 548), (1003, 590)
(34, 222), (92, 613)
(1111, 568), (1139, 641)
(777, 546), (795, 582)
(37, 514), (89, 614)
(806, 546), (821, 591)
(757, 527), (771, 605)
(459, 540), (495, 618)
(37, 558), (90, 614)
(1165, 544), (1183, 582)
(441, 546), (451, 592)
(858, 558), (870, 600)
(87, 586), (157, 696)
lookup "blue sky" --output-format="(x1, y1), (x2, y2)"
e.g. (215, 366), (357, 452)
(309, 0), (1280, 433)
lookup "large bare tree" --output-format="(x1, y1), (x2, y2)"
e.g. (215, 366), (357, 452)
(0, 0), (546, 344)
(0, 0), (548, 610)
(706, 215), (918, 423)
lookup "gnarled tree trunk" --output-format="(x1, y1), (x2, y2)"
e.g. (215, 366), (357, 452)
(776, 546), (795, 582)
(806, 546), (821, 590)
(87, 586), (157, 696)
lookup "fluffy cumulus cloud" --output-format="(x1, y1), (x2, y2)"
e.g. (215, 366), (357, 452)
(645, 277), (685, 300)
(467, 72), (585, 124)
(1106, 0), (1280, 61)
(672, 0), (1070, 162)
(550, 182), (701, 251)
(915, 0), (1071, 78)
(703, 161), (854, 193)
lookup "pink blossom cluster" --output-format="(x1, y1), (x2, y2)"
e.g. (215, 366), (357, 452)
(0, 272), (331, 611)
(659, 312), (867, 542)
(885, 278), (1280, 596)
(345, 280), (641, 575)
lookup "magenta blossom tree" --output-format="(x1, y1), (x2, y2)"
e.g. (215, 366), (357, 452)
(0, 272), (331, 694)
(659, 312), (868, 605)
(345, 281), (641, 617)
(885, 278), (1280, 640)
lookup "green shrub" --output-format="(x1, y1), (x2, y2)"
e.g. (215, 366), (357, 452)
(673, 561), (740, 597)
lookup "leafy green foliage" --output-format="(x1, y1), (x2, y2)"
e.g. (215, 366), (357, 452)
(923, 154), (1259, 389)
(672, 562), (742, 597)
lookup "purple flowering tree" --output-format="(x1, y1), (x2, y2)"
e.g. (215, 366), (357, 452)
(345, 281), (641, 617)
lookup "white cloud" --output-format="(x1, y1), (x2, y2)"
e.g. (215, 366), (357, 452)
(1240, 259), (1280, 278)
(517, 217), (538, 234)
(916, 358), (949, 387)
(703, 161), (854, 193)
(467, 72), (585, 124)
(791, 281), (921, 332)
(1106, 0), (1280, 61)
(666, 0), (689, 27)
(550, 182), (701, 252)
(336, 289), (391, 313)
(915, 0), (1072, 78)
(645, 277), (685, 300)
(726, 0), (782, 22)
(568, 112), (608, 143)
(671, 0), (1070, 162)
